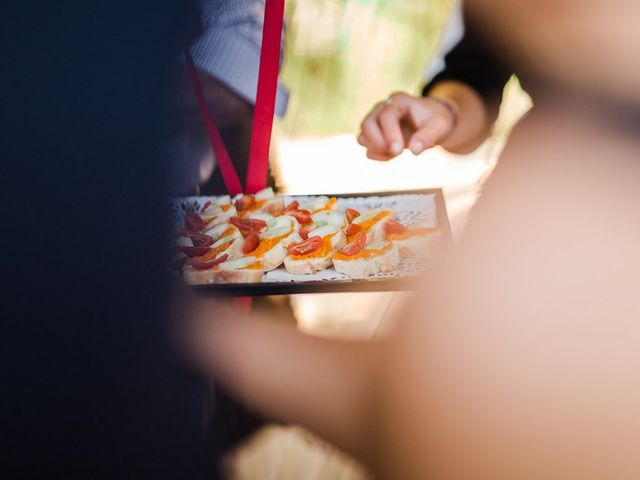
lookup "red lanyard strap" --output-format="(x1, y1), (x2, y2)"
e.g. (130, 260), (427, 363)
(184, 47), (244, 196)
(185, 0), (284, 195)
(245, 0), (285, 194)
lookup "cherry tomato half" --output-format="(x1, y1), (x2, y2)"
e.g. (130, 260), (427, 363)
(243, 233), (260, 254)
(184, 212), (205, 232)
(385, 220), (406, 236)
(191, 254), (228, 271)
(345, 223), (361, 237)
(340, 231), (366, 256)
(189, 233), (214, 248)
(287, 209), (312, 224)
(235, 194), (256, 211)
(284, 200), (299, 212)
(288, 236), (322, 256)
(345, 208), (360, 223)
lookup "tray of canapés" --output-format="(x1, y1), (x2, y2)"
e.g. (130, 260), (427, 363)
(170, 188), (450, 295)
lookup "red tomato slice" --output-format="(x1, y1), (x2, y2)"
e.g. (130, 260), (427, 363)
(189, 233), (214, 248)
(345, 223), (361, 237)
(202, 200), (212, 211)
(229, 217), (267, 236)
(299, 226), (310, 240)
(181, 245), (211, 258)
(192, 254), (228, 271)
(345, 208), (360, 224)
(288, 236), (322, 256)
(385, 220), (406, 235)
(234, 194), (255, 211)
(340, 231), (366, 256)
(243, 233), (259, 254)
(284, 200), (299, 212)
(288, 209), (311, 224)
(184, 212), (205, 232)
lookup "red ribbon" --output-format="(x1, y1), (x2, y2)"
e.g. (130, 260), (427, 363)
(185, 0), (285, 195)
(245, 0), (285, 194)
(184, 47), (244, 196)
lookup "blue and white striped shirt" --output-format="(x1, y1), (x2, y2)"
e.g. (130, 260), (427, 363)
(190, 0), (289, 116)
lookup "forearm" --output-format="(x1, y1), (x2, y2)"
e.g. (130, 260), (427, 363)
(197, 306), (383, 460)
(428, 80), (496, 154)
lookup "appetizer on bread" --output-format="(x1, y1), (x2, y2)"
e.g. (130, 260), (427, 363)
(174, 192), (435, 284)
(234, 187), (284, 217)
(242, 215), (303, 271)
(332, 231), (400, 279)
(183, 255), (264, 285)
(284, 225), (347, 275)
(350, 207), (394, 244)
(386, 220), (442, 257)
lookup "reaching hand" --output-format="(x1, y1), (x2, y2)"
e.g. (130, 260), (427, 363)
(357, 92), (458, 161)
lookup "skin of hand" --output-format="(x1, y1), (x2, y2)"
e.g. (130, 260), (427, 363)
(358, 92), (457, 160)
(357, 81), (493, 160)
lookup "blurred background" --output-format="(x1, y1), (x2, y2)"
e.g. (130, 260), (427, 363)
(224, 1), (531, 478)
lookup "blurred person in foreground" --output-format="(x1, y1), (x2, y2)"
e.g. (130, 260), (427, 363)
(1, 1), (222, 478)
(181, 0), (640, 478)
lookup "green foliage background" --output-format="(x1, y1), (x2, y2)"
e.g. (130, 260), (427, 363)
(279, 0), (455, 136)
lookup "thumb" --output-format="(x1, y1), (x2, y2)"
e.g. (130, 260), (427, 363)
(407, 106), (455, 155)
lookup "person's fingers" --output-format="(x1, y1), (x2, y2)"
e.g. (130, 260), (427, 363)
(377, 105), (406, 156)
(359, 105), (388, 154)
(366, 150), (395, 161)
(407, 101), (455, 155)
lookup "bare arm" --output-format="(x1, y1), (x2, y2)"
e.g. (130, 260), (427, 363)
(184, 301), (384, 461)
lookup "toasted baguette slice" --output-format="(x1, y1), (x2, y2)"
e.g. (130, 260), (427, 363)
(333, 242), (400, 279)
(183, 256), (263, 285)
(388, 225), (441, 257)
(299, 196), (330, 213)
(201, 203), (237, 227)
(203, 223), (242, 242)
(311, 210), (345, 229)
(284, 225), (347, 274)
(250, 216), (302, 271)
(352, 207), (394, 244)
(234, 188), (285, 217)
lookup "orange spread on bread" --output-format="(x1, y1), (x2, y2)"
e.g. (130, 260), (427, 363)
(387, 228), (436, 242)
(316, 197), (337, 212)
(246, 262), (263, 270)
(221, 204), (234, 212)
(358, 211), (391, 232)
(333, 243), (392, 261)
(290, 235), (334, 260)
(239, 199), (269, 217)
(220, 226), (235, 238)
(251, 230), (292, 258)
(252, 199), (268, 210)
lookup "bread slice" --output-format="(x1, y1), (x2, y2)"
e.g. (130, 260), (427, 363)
(311, 210), (345, 229)
(332, 242), (400, 279)
(248, 216), (302, 271)
(201, 203), (237, 227)
(203, 223), (243, 242)
(183, 256), (263, 285)
(352, 207), (394, 244)
(235, 187), (285, 217)
(284, 225), (347, 274)
(388, 225), (441, 257)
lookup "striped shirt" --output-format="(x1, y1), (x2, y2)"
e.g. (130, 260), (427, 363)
(189, 0), (289, 116)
